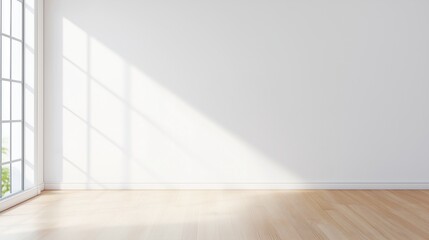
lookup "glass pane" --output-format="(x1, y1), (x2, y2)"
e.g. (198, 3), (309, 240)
(11, 82), (22, 120)
(11, 161), (22, 193)
(2, 36), (11, 79)
(1, 0), (25, 199)
(1, 164), (11, 197)
(2, 123), (10, 162)
(2, 80), (11, 120)
(11, 0), (23, 40)
(11, 122), (22, 160)
(1, 0), (11, 35)
(11, 39), (22, 81)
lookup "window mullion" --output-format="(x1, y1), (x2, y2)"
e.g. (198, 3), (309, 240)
(0, 0), (3, 197)
(9, 0), (13, 194)
(21, 0), (25, 191)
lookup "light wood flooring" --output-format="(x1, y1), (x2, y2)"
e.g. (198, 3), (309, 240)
(1, 190), (429, 240)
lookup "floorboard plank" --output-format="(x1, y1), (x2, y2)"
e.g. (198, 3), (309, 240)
(0, 190), (428, 240)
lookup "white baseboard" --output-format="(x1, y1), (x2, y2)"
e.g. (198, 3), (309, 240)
(44, 182), (429, 190)
(0, 184), (44, 212)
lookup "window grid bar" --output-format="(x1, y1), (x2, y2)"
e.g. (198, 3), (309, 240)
(2, 158), (23, 165)
(1, 33), (22, 43)
(2, 78), (23, 83)
(2, 120), (22, 123)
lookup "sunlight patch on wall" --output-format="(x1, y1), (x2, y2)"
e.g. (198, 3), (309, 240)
(129, 67), (299, 183)
(61, 18), (300, 185)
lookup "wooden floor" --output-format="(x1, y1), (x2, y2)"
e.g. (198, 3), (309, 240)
(0, 190), (429, 240)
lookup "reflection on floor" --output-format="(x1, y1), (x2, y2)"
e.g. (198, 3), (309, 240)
(0, 190), (428, 240)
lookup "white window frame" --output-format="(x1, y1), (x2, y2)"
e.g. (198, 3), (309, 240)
(0, 0), (43, 212)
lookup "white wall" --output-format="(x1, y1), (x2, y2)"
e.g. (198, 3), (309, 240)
(44, 0), (429, 189)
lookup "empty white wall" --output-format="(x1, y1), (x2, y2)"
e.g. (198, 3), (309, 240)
(44, 0), (429, 189)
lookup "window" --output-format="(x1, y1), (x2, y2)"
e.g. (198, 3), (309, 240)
(1, 0), (24, 198)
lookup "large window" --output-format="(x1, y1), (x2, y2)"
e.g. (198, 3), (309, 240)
(1, 0), (24, 198)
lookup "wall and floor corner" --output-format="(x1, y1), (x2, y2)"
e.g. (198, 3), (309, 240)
(0, 0), (44, 211)
(43, 0), (429, 190)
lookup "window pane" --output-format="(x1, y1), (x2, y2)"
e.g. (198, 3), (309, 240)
(1, 0), (26, 199)
(2, 123), (10, 162)
(1, 0), (25, 199)
(1, 164), (11, 197)
(2, 80), (11, 120)
(1, 0), (11, 35)
(11, 0), (23, 40)
(11, 122), (22, 160)
(11, 82), (22, 120)
(2, 36), (11, 79)
(11, 161), (22, 193)
(11, 39), (22, 81)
